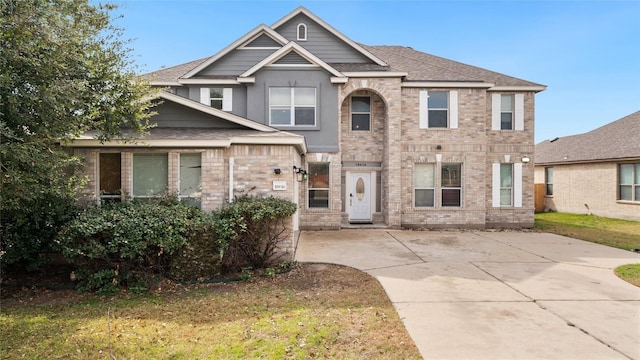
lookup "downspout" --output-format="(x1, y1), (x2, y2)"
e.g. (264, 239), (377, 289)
(229, 157), (234, 202)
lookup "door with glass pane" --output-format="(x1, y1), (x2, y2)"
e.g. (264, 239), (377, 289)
(348, 172), (372, 223)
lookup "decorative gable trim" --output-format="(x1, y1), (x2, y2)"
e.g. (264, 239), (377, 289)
(182, 24), (288, 79)
(238, 42), (346, 83)
(271, 6), (388, 67)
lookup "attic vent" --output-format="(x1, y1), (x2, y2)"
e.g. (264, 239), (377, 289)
(275, 52), (311, 65)
(550, 137), (559, 142)
(245, 33), (281, 48)
(297, 23), (307, 41)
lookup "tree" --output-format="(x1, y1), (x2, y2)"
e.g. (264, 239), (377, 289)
(0, 0), (156, 270)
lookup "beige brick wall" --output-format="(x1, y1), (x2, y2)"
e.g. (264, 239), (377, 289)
(339, 78), (403, 227)
(399, 88), (488, 228)
(73, 145), (303, 255)
(536, 162), (640, 221)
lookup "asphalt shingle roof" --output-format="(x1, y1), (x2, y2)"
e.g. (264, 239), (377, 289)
(362, 45), (542, 87)
(535, 111), (640, 164)
(141, 45), (543, 88)
(141, 57), (208, 83)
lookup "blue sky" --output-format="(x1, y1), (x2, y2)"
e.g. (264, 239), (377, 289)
(109, 0), (640, 143)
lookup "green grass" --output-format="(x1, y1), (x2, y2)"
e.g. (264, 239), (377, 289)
(614, 264), (640, 287)
(0, 264), (421, 360)
(534, 212), (640, 251)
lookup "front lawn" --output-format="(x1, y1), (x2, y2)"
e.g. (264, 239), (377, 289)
(534, 212), (640, 251)
(0, 264), (421, 360)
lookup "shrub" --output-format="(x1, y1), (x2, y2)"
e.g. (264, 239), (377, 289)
(0, 186), (80, 272)
(56, 197), (216, 292)
(212, 195), (297, 272)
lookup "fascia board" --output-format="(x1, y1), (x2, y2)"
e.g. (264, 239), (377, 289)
(489, 85), (548, 93)
(149, 81), (181, 86)
(342, 71), (408, 78)
(68, 138), (232, 148)
(271, 6), (388, 67)
(159, 92), (275, 132)
(68, 135), (307, 154)
(330, 77), (349, 84)
(182, 24), (287, 79)
(401, 81), (495, 89)
(178, 79), (241, 85)
(239, 42), (345, 79)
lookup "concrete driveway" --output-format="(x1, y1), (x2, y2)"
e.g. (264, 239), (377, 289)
(294, 230), (640, 359)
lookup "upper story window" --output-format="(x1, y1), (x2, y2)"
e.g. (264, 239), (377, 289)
(500, 94), (514, 130)
(351, 96), (371, 131)
(419, 90), (458, 129)
(492, 93), (524, 131)
(200, 87), (232, 111)
(297, 23), (307, 41)
(269, 87), (316, 126)
(545, 167), (554, 196)
(619, 163), (639, 202)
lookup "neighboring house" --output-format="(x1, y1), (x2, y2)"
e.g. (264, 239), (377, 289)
(534, 111), (640, 221)
(68, 6), (546, 241)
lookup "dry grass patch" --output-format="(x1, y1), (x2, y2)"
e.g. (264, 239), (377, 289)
(1, 263), (421, 359)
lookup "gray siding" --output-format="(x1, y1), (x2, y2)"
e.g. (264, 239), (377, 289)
(245, 34), (281, 48)
(275, 14), (372, 64)
(246, 68), (339, 152)
(151, 101), (241, 129)
(184, 86), (247, 118)
(199, 49), (277, 76)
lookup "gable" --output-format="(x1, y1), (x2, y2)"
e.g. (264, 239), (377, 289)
(151, 101), (244, 129)
(196, 48), (278, 77)
(242, 33), (281, 48)
(274, 51), (312, 65)
(274, 13), (375, 64)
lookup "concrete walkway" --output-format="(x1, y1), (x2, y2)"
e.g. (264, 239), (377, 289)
(294, 230), (640, 359)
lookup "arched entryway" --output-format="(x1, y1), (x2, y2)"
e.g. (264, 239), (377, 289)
(339, 89), (388, 225)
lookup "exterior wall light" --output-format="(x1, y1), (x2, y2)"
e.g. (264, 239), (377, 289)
(274, 168), (281, 175)
(521, 156), (531, 163)
(293, 166), (308, 182)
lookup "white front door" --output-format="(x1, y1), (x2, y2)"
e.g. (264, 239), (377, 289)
(348, 172), (372, 223)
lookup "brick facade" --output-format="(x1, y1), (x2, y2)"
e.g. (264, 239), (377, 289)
(534, 163), (640, 221)
(296, 80), (538, 229)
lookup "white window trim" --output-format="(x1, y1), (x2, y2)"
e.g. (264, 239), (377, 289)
(200, 87), (233, 111)
(297, 23), (307, 41)
(414, 163), (436, 208)
(492, 162), (523, 207)
(419, 90), (458, 129)
(269, 87), (316, 127)
(492, 93), (524, 131)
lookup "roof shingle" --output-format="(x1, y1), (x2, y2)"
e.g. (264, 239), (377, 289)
(535, 111), (640, 164)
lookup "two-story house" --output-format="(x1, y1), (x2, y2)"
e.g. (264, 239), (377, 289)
(69, 7), (546, 236)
